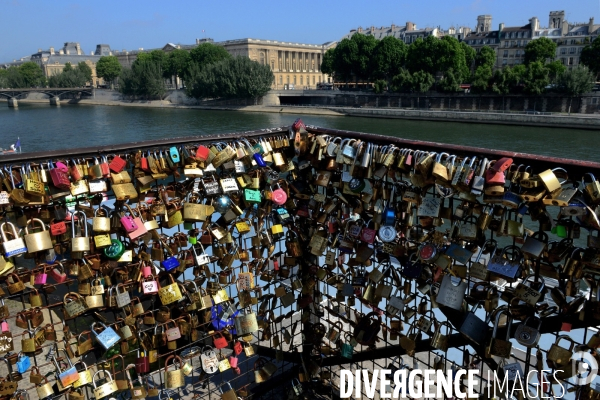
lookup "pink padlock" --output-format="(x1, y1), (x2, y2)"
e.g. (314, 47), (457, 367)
(142, 264), (153, 278)
(1, 320), (8, 332)
(120, 214), (138, 233)
(271, 183), (287, 206)
(49, 263), (67, 283)
(141, 275), (158, 295)
(34, 265), (48, 285)
(55, 161), (69, 173)
(229, 355), (238, 368)
(485, 168), (505, 185)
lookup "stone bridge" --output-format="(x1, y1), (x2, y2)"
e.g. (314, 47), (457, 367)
(0, 87), (93, 107)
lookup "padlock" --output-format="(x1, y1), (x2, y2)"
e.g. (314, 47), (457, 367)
(431, 321), (451, 352)
(435, 275), (467, 310)
(70, 211), (90, 254)
(515, 316), (542, 348)
(91, 321), (121, 350)
(54, 349), (80, 388)
(92, 370), (119, 399)
(547, 335), (576, 369)
(23, 218), (53, 253)
(486, 309), (512, 358)
(1, 222), (27, 257)
(459, 303), (488, 346)
(201, 345), (220, 374)
(36, 376), (55, 399)
(514, 275), (545, 306)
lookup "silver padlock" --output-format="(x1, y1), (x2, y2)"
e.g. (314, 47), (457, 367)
(435, 275), (467, 310)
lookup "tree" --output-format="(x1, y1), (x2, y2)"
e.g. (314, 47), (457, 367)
(320, 48), (335, 77)
(461, 42), (476, 71)
(471, 65), (493, 93)
(96, 56), (122, 89)
(373, 79), (387, 93)
(580, 36), (600, 79)
(330, 38), (357, 83)
(189, 43), (231, 70)
(350, 33), (377, 83)
(406, 36), (439, 76)
(77, 62), (93, 82)
(523, 61), (549, 95)
(391, 68), (412, 92)
(411, 70), (434, 93)
(557, 65), (595, 113)
(475, 46), (496, 69)
(439, 68), (462, 92)
(186, 56), (273, 100)
(63, 62), (73, 72)
(524, 37), (556, 64)
(546, 60), (566, 84)
(0, 69), (6, 88)
(370, 36), (407, 85)
(2, 67), (25, 88)
(48, 68), (87, 88)
(118, 59), (166, 99)
(19, 62), (45, 87)
(164, 49), (191, 88)
(491, 68), (511, 95)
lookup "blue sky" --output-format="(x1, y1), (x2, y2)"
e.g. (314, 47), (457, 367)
(1, 0), (598, 62)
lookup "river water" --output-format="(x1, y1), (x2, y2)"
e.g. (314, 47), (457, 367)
(0, 103), (597, 162)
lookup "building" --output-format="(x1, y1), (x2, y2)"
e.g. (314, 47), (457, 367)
(113, 38), (329, 89)
(340, 22), (441, 45)
(1, 42), (111, 86)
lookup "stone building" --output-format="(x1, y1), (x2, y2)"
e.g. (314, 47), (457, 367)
(1, 42), (111, 86)
(113, 38), (330, 89)
(339, 23), (441, 44)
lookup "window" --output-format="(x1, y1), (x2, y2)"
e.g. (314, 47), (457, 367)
(312, 76), (315, 85)
(503, 50), (508, 57)
(271, 60), (274, 70)
(570, 39), (576, 45)
(293, 76), (297, 84)
(579, 48), (583, 54)
(570, 47), (576, 54)
(518, 31), (522, 38)
(562, 58), (566, 65)
(561, 48), (566, 54)
(307, 76), (309, 86)
(593, 98), (598, 104)
(286, 75), (289, 84)
(279, 76), (283, 85)
(502, 59), (507, 65)
(524, 32), (529, 38)
(569, 57), (574, 65)
(504, 41), (509, 47)
(300, 76), (303, 85)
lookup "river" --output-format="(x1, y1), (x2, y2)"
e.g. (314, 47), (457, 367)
(0, 103), (597, 162)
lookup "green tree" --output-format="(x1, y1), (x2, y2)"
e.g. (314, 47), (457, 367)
(471, 65), (493, 93)
(491, 68), (511, 95)
(189, 43), (231, 70)
(77, 62), (93, 82)
(370, 36), (407, 85)
(439, 68), (462, 92)
(411, 70), (434, 93)
(186, 56), (273, 100)
(524, 37), (556, 64)
(475, 46), (496, 69)
(320, 48), (335, 77)
(406, 36), (439, 76)
(557, 65), (596, 113)
(373, 79), (387, 93)
(391, 68), (412, 92)
(437, 36), (469, 81)
(0, 69), (6, 88)
(350, 33), (377, 83)
(19, 62), (45, 87)
(546, 60), (566, 84)
(461, 41), (476, 71)
(96, 56), (122, 89)
(164, 49), (191, 88)
(3, 67), (25, 88)
(118, 59), (166, 99)
(330, 38), (357, 83)
(48, 68), (87, 88)
(523, 61), (549, 95)
(580, 36), (600, 79)
(63, 62), (73, 72)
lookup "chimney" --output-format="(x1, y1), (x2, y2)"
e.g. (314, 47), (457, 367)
(50, 47), (54, 54)
(196, 38), (199, 44)
(590, 17), (595, 32)
(391, 23), (396, 30)
(499, 23), (504, 31)
(38, 48), (42, 53)
(406, 22), (416, 31)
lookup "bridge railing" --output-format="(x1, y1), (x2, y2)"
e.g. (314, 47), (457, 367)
(0, 123), (599, 399)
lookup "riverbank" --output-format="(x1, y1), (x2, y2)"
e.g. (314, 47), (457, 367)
(5, 96), (600, 129)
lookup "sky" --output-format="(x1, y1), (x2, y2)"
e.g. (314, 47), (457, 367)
(1, 0), (599, 62)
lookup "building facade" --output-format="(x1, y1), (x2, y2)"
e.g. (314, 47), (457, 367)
(113, 38), (329, 89)
(1, 42), (110, 86)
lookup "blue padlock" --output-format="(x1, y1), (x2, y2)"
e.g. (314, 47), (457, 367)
(383, 207), (395, 226)
(253, 153), (267, 168)
(161, 256), (180, 272)
(16, 352), (30, 373)
(211, 303), (239, 333)
(91, 322), (121, 350)
(169, 146), (180, 164)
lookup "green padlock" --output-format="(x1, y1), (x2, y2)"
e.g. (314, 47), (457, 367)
(183, 222), (193, 230)
(104, 239), (125, 259)
(552, 224), (568, 238)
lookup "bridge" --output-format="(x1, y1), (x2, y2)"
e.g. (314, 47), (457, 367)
(0, 87), (94, 107)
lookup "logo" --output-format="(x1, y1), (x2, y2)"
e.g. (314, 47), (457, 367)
(572, 351), (598, 386)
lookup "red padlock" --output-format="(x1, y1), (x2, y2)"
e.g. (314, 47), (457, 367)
(135, 349), (149, 374)
(213, 332), (228, 349)
(491, 157), (513, 173)
(485, 168), (505, 185)
(109, 155), (127, 173)
(229, 355), (238, 368)
(50, 219), (67, 236)
(196, 145), (210, 161)
(271, 183), (287, 206)
(360, 220), (376, 244)
(233, 341), (243, 355)
(70, 159), (82, 182)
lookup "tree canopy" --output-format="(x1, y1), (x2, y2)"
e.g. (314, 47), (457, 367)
(18, 62), (46, 87)
(119, 59), (166, 99)
(524, 37), (556, 64)
(164, 49), (191, 87)
(185, 56), (273, 100)
(475, 46), (496, 69)
(189, 43), (231, 70)
(48, 62), (92, 87)
(581, 36), (600, 78)
(557, 65), (595, 97)
(96, 56), (122, 87)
